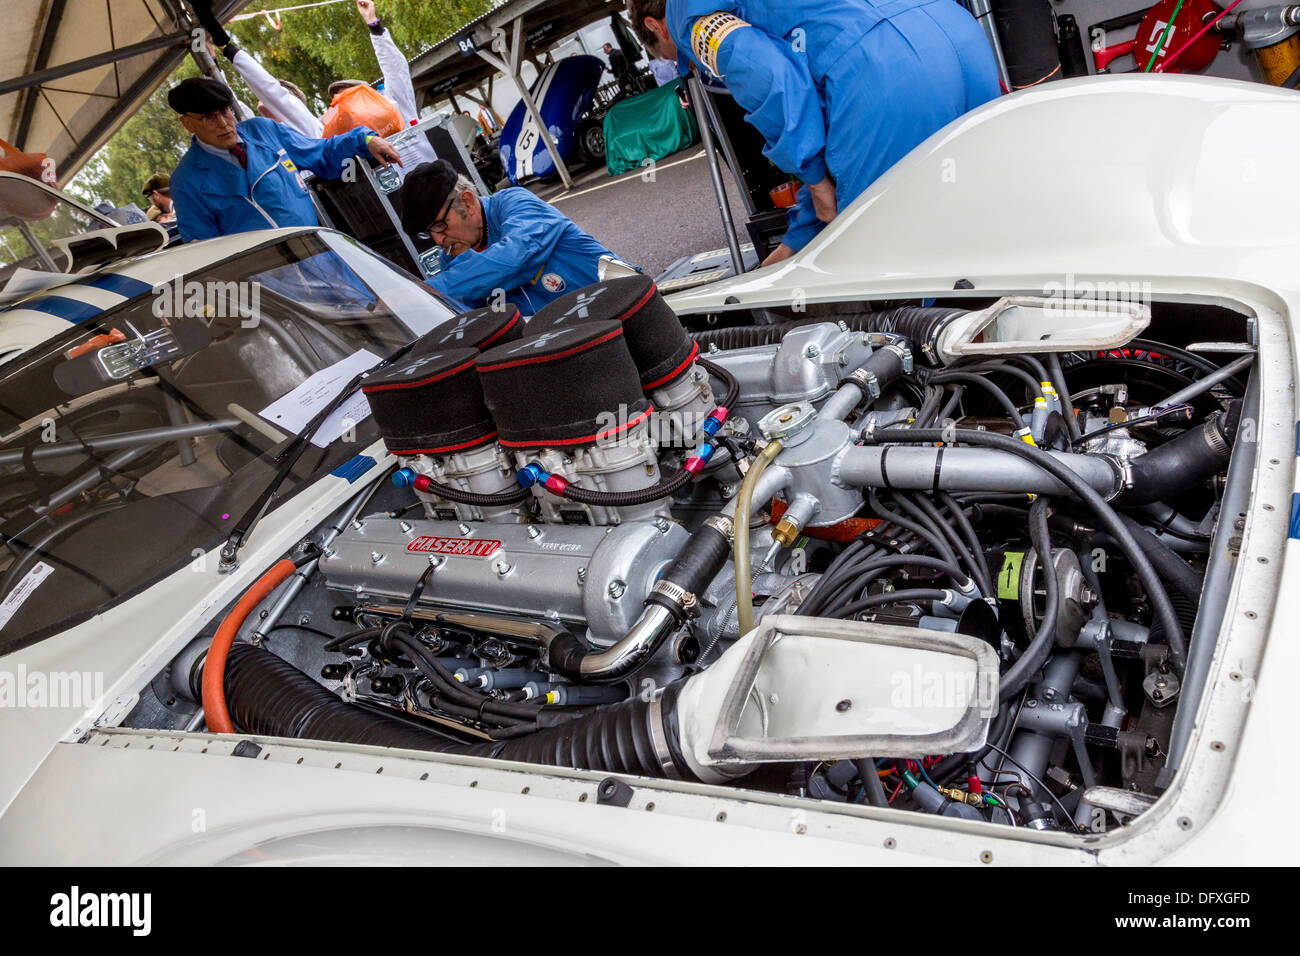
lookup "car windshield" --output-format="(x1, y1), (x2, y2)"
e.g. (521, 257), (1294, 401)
(0, 230), (456, 653)
(0, 174), (112, 286)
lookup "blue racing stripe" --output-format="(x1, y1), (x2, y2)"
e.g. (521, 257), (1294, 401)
(84, 272), (152, 298)
(1290, 493), (1300, 539)
(17, 295), (105, 323)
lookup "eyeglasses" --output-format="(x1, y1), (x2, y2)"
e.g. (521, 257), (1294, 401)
(185, 107), (235, 125)
(425, 197), (457, 236)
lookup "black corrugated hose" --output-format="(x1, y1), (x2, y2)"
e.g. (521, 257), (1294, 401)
(221, 642), (695, 778)
(689, 307), (966, 364)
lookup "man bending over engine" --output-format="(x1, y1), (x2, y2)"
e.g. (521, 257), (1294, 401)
(400, 160), (632, 315)
(628, 0), (999, 265)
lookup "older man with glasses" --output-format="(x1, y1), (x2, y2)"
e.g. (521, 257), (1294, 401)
(166, 76), (402, 243)
(399, 160), (632, 316)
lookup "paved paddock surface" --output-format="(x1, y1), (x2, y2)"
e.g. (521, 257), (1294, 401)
(529, 148), (753, 278)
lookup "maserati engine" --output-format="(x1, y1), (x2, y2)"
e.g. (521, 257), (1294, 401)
(145, 276), (1252, 832)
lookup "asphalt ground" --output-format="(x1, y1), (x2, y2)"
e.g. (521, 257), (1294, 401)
(529, 146), (752, 278)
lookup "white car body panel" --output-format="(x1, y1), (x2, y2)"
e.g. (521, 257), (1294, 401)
(1, 77), (1297, 865)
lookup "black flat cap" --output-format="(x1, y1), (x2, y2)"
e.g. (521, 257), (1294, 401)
(399, 160), (460, 236)
(167, 77), (236, 114)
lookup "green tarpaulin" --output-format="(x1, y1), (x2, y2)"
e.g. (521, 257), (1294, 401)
(603, 79), (699, 177)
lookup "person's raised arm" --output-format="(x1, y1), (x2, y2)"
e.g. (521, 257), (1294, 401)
(356, 0), (420, 125)
(270, 118), (401, 180)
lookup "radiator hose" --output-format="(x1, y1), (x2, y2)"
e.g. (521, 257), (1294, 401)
(1115, 401), (1241, 505)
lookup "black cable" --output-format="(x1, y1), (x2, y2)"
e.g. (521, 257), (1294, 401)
(1047, 352), (1080, 440)
(998, 496), (1059, 699)
(697, 356), (739, 411)
(868, 493), (956, 566)
(983, 741), (1081, 831)
(265, 622), (342, 642)
(830, 588), (950, 620)
(937, 491), (995, 598)
(1071, 404), (1194, 448)
(816, 554), (963, 619)
(926, 371), (1027, 427)
(869, 426), (1187, 673)
(911, 492), (989, 595)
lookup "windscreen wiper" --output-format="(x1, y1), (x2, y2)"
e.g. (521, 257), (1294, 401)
(217, 340), (421, 572)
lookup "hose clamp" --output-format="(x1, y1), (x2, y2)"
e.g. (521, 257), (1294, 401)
(704, 514), (734, 541)
(651, 579), (697, 615)
(647, 690), (682, 780)
(1203, 418), (1230, 458)
(847, 367), (881, 400)
(885, 341), (914, 374)
(1109, 456), (1134, 501)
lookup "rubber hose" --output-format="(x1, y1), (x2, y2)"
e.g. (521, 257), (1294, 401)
(222, 643), (697, 777)
(1116, 404), (1239, 505)
(734, 440), (783, 636)
(202, 558), (298, 734)
(1114, 514), (1205, 606)
(690, 307), (966, 364)
(559, 467), (691, 507)
(697, 356), (740, 411)
(871, 426), (1187, 673)
(420, 477), (530, 507)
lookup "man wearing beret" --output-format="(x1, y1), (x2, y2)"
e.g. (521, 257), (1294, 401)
(399, 160), (630, 315)
(166, 76), (402, 243)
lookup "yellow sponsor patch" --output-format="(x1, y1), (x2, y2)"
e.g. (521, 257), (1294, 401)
(690, 12), (749, 77)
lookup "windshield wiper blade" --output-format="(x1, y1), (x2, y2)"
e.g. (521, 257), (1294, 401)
(217, 340), (421, 572)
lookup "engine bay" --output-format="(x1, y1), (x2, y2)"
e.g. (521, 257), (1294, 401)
(126, 276), (1256, 835)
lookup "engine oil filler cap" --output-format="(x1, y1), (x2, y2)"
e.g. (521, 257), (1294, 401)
(527, 276), (698, 393)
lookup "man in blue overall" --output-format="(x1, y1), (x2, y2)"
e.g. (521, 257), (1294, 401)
(400, 160), (628, 316)
(628, 0), (999, 265)
(167, 76), (402, 243)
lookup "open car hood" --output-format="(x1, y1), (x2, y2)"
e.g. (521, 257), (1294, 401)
(667, 75), (1300, 314)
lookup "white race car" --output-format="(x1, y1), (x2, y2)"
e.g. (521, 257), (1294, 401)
(0, 75), (1294, 866)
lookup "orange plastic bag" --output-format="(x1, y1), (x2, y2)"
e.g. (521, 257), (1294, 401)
(0, 137), (59, 219)
(321, 84), (403, 139)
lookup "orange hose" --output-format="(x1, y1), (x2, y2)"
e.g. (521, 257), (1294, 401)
(201, 558), (297, 734)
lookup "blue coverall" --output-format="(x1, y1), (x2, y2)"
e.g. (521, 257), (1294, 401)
(426, 187), (622, 315)
(668, 0), (999, 251)
(171, 117), (374, 243)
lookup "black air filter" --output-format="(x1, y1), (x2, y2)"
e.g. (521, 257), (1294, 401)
(429, 304), (523, 352)
(361, 347), (497, 455)
(477, 321), (650, 449)
(527, 277), (698, 391)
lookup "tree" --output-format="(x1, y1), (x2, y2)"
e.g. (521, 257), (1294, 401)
(69, 0), (492, 205)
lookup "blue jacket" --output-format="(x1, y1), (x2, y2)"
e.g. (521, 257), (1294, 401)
(668, 0), (998, 251)
(172, 117), (374, 242)
(426, 187), (622, 315)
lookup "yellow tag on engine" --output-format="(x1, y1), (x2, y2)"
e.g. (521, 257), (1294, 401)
(998, 551), (1025, 600)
